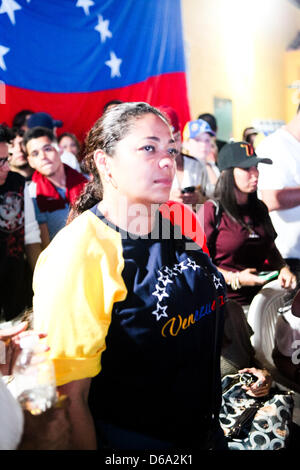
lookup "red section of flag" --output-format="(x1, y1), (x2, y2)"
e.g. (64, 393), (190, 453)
(1, 72), (190, 142)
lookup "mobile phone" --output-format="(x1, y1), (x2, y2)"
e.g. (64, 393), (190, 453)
(181, 186), (195, 194)
(258, 270), (279, 281)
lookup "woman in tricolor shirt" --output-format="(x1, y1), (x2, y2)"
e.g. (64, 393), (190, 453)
(32, 102), (227, 450)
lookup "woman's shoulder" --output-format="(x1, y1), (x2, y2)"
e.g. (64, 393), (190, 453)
(256, 198), (269, 213)
(41, 210), (121, 261)
(202, 198), (222, 216)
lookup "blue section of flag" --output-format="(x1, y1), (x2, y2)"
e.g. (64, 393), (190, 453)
(0, 0), (186, 93)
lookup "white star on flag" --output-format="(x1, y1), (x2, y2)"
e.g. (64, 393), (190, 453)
(0, 0), (22, 25)
(0, 45), (9, 71)
(105, 51), (122, 78)
(95, 15), (112, 43)
(76, 0), (94, 16)
(152, 304), (168, 321)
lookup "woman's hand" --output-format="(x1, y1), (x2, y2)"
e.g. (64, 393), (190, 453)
(169, 188), (206, 207)
(0, 322), (28, 376)
(0, 323), (47, 376)
(237, 268), (266, 287)
(169, 188), (184, 203)
(239, 367), (272, 397)
(278, 265), (297, 290)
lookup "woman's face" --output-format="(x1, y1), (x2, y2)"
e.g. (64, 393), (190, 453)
(59, 136), (79, 156)
(103, 113), (177, 206)
(233, 166), (259, 194)
(185, 132), (212, 161)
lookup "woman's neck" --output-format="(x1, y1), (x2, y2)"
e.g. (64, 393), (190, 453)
(234, 188), (248, 205)
(98, 197), (157, 235)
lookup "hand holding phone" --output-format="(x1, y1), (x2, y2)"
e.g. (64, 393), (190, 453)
(258, 270), (279, 282)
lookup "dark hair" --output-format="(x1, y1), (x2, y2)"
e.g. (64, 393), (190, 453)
(197, 113), (217, 133)
(12, 109), (34, 130)
(69, 101), (169, 222)
(103, 99), (123, 113)
(12, 128), (25, 139)
(214, 168), (276, 238)
(298, 103), (300, 114)
(23, 126), (55, 150)
(58, 132), (81, 151)
(0, 124), (14, 143)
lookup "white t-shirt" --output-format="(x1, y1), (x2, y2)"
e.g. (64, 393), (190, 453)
(24, 182), (41, 245)
(60, 151), (82, 173)
(0, 374), (24, 450)
(256, 128), (300, 259)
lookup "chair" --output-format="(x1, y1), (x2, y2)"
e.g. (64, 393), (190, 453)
(247, 279), (300, 393)
(247, 279), (285, 368)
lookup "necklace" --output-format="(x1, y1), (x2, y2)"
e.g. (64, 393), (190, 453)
(242, 215), (260, 239)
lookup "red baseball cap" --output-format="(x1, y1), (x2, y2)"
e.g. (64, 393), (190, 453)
(157, 105), (181, 134)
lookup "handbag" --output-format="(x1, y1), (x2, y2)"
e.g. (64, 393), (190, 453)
(219, 373), (294, 450)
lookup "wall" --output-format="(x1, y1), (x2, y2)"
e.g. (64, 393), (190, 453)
(285, 49), (300, 122)
(181, 0), (300, 140)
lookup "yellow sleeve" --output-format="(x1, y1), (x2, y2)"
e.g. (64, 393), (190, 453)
(32, 211), (127, 386)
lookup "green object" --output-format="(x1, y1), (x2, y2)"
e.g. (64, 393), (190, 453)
(258, 270), (279, 281)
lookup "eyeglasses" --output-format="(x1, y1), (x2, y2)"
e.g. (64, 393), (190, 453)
(0, 157), (9, 168)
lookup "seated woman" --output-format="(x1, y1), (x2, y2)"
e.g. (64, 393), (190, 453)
(198, 141), (296, 310)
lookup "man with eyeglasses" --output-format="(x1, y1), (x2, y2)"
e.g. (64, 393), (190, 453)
(0, 124), (41, 322)
(23, 127), (87, 248)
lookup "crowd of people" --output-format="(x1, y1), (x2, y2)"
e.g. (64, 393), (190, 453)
(1, 99), (300, 451)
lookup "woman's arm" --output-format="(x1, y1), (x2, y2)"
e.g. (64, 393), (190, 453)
(266, 242), (297, 289)
(58, 378), (97, 450)
(217, 267), (265, 289)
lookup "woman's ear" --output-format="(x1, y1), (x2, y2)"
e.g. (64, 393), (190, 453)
(94, 149), (112, 182)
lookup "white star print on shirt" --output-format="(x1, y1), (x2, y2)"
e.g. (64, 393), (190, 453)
(105, 51), (122, 78)
(157, 271), (173, 286)
(152, 284), (169, 302)
(0, 0), (22, 25)
(152, 304), (168, 321)
(0, 45), (9, 71)
(95, 15), (112, 43)
(186, 258), (200, 271)
(76, 0), (94, 16)
(212, 274), (223, 290)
